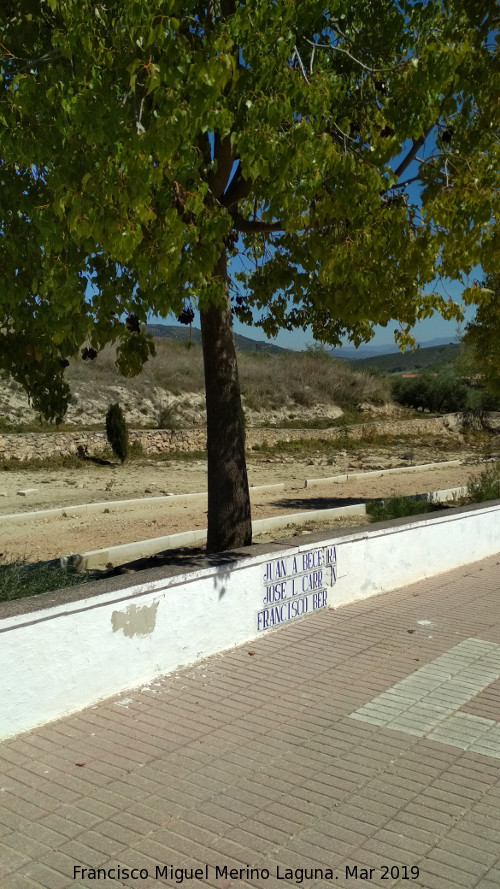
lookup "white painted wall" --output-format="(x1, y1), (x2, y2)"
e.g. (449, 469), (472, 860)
(332, 505), (500, 607)
(1, 501), (500, 741)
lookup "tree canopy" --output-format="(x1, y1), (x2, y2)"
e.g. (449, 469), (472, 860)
(1, 1), (499, 548)
(464, 272), (500, 394)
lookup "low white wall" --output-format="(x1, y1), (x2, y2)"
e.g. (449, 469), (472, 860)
(2, 500), (500, 741)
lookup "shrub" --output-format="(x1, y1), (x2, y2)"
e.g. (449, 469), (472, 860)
(465, 463), (500, 505)
(392, 371), (468, 413)
(105, 402), (129, 463)
(157, 403), (180, 430)
(430, 372), (469, 413)
(392, 368), (500, 417)
(366, 496), (431, 522)
(0, 559), (91, 602)
(238, 348), (391, 410)
(291, 388), (312, 406)
(462, 387), (500, 428)
(128, 439), (144, 458)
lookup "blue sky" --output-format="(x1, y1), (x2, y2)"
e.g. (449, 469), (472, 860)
(156, 138), (482, 354)
(238, 301), (474, 352)
(153, 253), (479, 353)
(262, 276), (477, 351)
(154, 273), (476, 353)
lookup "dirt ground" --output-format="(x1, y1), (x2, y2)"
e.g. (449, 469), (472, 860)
(0, 445), (489, 565)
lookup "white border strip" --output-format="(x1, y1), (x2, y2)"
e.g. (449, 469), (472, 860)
(73, 487), (466, 569)
(75, 504), (366, 569)
(305, 459), (462, 487)
(0, 482), (284, 524)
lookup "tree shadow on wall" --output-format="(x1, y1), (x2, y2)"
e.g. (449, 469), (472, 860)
(104, 544), (250, 577)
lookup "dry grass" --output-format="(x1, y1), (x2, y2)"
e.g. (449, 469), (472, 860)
(0, 338), (391, 434)
(250, 431), (429, 458)
(237, 349), (389, 411)
(66, 340), (205, 396)
(67, 339), (390, 410)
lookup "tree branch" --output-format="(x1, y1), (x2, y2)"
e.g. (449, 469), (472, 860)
(380, 174), (421, 196)
(309, 43), (316, 76)
(0, 46), (63, 68)
(220, 167), (252, 208)
(291, 45), (310, 83)
(230, 212), (283, 234)
(305, 38), (393, 74)
(393, 80), (460, 183)
(393, 128), (433, 180)
(207, 134), (234, 199)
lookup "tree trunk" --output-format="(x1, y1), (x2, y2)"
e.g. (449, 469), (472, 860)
(199, 252), (252, 553)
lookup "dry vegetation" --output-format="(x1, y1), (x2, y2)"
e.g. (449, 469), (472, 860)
(1, 339), (392, 431)
(237, 347), (390, 413)
(65, 339), (391, 408)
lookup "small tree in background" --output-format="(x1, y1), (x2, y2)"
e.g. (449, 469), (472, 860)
(105, 403), (129, 464)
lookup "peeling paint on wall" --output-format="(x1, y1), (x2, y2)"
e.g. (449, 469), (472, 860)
(111, 601), (159, 637)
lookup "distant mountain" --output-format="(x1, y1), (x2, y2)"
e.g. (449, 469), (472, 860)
(330, 336), (457, 360)
(145, 323), (289, 354)
(146, 324), (458, 363)
(352, 342), (461, 373)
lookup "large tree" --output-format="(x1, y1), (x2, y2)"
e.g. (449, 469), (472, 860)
(1, 1), (499, 551)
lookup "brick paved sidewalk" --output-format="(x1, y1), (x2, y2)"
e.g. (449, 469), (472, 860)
(1, 554), (500, 889)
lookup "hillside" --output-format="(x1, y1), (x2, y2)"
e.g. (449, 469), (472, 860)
(145, 324), (288, 355)
(0, 336), (391, 431)
(330, 336), (457, 361)
(353, 343), (460, 374)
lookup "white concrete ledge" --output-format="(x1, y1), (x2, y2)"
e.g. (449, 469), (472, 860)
(252, 504), (366, 534)
(0, 482), (284, 524)
(1, 492), (206, 524)
(75, 528), (208, 568)
(429, 486), (467, 503)
(73, 504), (366, 569)
(74, 487), (466, 570)
(305, 459), (462, 487)
(1, 497), (500, 741)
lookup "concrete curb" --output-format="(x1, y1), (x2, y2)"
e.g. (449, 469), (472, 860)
(73, 486), (467, 570)
(429, 485), (467, 503)
(74, 505), (367, 570)
(75, 528), (208, 569)
(0, 482), (285, 524)
(252, 504), (366, 534)
(304, 459), (462, 487)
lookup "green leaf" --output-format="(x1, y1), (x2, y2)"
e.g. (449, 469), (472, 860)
(1, 0), (499, 415)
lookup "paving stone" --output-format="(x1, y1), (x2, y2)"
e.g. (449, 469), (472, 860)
(2, 554), (500, 887)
